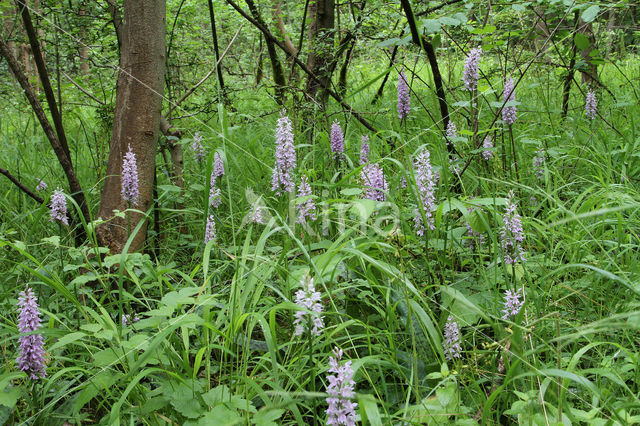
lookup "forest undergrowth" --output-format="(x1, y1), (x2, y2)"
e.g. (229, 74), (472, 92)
(2, 4), (640, 425)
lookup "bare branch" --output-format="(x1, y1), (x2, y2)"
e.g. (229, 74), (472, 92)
(62, 71), (105, 105)
(0, 167), (44, 204)
(226, 0), (379, 135)
(0, 37), (89, 239)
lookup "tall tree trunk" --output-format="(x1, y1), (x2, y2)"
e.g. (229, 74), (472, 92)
(96, 0), (166, 254)
(272, 0), (297, 58)
(305, 0), (335, 104)
(255, 33), (264, 85)
(78, 5), (89, 74)
(2, 6), (19, 71)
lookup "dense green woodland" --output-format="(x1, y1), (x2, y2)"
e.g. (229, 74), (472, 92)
(1, 0), (640, 424)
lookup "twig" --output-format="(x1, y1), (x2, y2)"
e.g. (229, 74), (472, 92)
(62, 71), (105, 105)
(0, 167), (44, 204)
(416, 0), (464, 17)
(169, 25), (243, 115)
(226, 0), (380, 135)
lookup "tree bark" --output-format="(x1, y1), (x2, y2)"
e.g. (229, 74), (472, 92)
(305, 0), (335, 103)
(577, 18), (597, 86)
(78, 5), (89, 74)
(96, 0), (166, 254)
(2, 6), (19, 74)
(272, 0), (297, 57)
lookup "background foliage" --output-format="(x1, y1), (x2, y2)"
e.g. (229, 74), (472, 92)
(1, 0), (640, 424)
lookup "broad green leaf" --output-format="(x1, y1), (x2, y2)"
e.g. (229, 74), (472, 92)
(199, 405), (242, 425)
(49, 331), (86, 351)
(438, 16), (459, 26)
(581, 5), (599, 23)
(421, 19), (441, 34)
(574, 33), (590, 50)
(340, 187), (362, 196)
(0, 386), (20, 408)
(252, 408), (284, 426)
(359, 394), (383, 426)
(378, 38), (401, 48)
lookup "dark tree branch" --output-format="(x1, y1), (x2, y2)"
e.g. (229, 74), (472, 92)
(0, 38), (88, 242)
(416, 0), (464, 17)
(207, 0), (228, 104)
(0, 167), (44, 204)
(371, 46), (398, 104)
(15, 0), (72, 163)
(226, 0), (379, 135)
(400, 0), (454, 157)
(63, 71), (105, 105)
(105, 0), (122, 50)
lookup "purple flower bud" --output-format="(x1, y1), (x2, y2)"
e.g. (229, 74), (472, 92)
(16, 286), (46, 380)
(585, 90), (597, 120)
(192, 132), (206, 162)
(121, 313), (140, 325)
(501, 288), (525, 320)
(330, 120), (345, 161)
(205, 214), (216, 244)
(250, 201), (264, 224)
(360, 135), (370, 165)
(361, 163), (388, 202)
(482, 136), (494, 160)
(213, 152), (225, 178)
(272, 111), (297, 195)
(49, 188), (68, 225)
(463, 47), (482, 91)
(413, 149), (438, 235)
(209, 171), (222, 208)
(446, 121), (457, 140)
(326, 347), (358, 426)
(399, 176), (407, 189)
(443, 316), (461, 360)
(501, 190), (525, 264)
(502, 77), (517, 125)
(293, 274), (324, 336)
(449, 155), (462, 175)
(397, 69), (411, 120)
(36, 179), (47, 191)
(121, 145), (139, 206)
(296, 175), (317, 224)
(533, 148), (545, 179)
